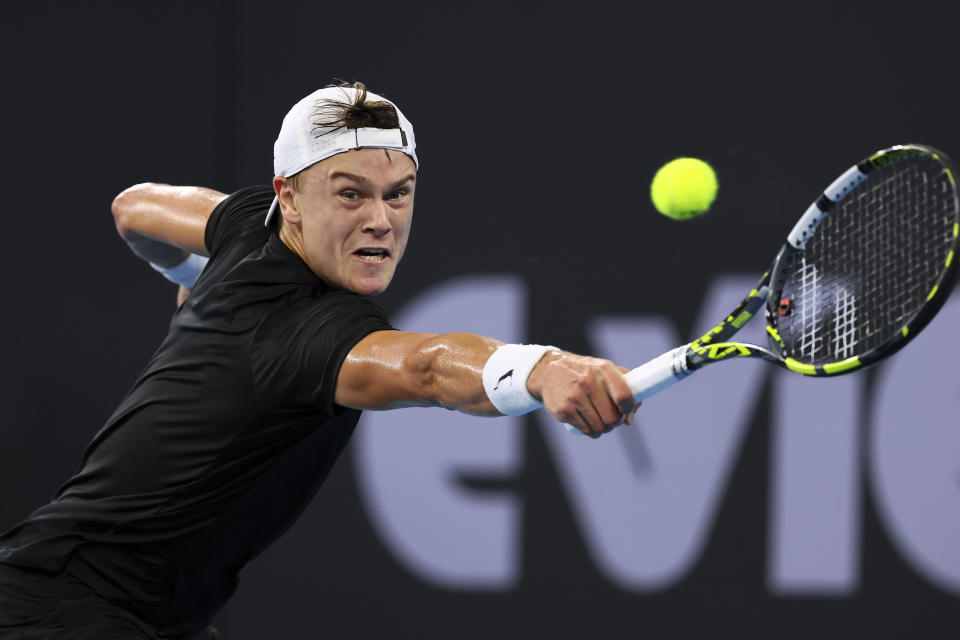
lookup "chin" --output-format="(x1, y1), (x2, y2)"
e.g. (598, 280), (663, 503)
(349, 279), (392, 296)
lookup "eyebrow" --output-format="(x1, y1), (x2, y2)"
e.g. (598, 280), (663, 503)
(329, 171), (416, 191)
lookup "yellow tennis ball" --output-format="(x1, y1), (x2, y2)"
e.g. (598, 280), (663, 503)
(650, 157), (718, 220)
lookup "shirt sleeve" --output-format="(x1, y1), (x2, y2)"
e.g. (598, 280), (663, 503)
(204, 186), (276, 258)
(251, 290), (394, 411)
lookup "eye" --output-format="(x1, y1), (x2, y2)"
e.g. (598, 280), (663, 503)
(341, 190), (361, 201)
(386, 189), (408, 201)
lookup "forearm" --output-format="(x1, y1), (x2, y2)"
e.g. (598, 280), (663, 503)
(411, 332), (505, 415)
(119, 228), (189, 267)
(337, 331), (504, 414)
(398, 336), (638, 433)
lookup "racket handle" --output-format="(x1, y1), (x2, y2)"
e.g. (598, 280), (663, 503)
(624, 345), (691, 401)
(564, 345), (690, 435)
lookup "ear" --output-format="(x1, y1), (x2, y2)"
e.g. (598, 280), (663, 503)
(273, 176), (302, 224)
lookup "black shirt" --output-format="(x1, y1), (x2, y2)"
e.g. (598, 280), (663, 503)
(0, 187), (393, 636)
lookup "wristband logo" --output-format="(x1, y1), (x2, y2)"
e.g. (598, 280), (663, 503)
(494, 370), (514, 390)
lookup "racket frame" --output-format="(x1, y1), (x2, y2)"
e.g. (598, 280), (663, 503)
(763, 144), (960, 377)
(567, 144), (960, 434)
(672, 144), (960, 380)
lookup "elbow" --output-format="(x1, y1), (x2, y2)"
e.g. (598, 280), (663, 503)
(111, 182), (156, 234)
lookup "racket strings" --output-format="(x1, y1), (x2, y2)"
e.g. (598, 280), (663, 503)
(797, 257), (824, 359)
(833, 285), (858, 359)
(778, 157), (956, 365)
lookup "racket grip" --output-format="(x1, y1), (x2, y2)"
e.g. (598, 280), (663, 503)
(624, 345), (691, 401)
(564, 345), (690, 435)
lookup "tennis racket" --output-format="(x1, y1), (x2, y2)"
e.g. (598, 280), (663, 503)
(569, 143), (960, 434)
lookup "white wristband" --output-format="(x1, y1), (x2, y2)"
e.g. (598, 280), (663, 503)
(482, 344), (556, 416)
(150, 254), (209, 288)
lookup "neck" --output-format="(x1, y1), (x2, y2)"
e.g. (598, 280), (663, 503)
(278, 220), (309, 266)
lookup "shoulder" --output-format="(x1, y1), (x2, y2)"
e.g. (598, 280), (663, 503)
(204, 186), (276, 256)
(251, 288), (393, 409)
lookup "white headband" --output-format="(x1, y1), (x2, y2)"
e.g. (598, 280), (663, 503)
(265, 86), (418, 227)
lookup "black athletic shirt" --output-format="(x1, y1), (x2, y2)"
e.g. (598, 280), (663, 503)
(0, 186), (393, 637)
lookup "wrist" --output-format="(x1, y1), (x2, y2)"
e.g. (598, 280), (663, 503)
(122, 229), (190, 267)
(481, 344), (556, 416)
(525, 349), (562, 400)
(150, 253), (209, 288)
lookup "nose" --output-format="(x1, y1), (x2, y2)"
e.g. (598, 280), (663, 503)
(362, 198), (392, 237)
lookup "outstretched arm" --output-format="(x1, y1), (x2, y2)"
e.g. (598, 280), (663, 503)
(336, 330), (637, 437)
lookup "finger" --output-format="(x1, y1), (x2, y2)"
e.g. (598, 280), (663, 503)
(581, 375), (625, 428)
(577, 362), (639, 432)
(623, 400), (642, 425)
(575, 408), (604, 439)
(561, 408), (591, 437)
(602, 364), (637, 416)
(576, 398), (609, 437)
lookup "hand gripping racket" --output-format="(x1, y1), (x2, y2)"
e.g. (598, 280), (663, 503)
(569, 144), (960, 433)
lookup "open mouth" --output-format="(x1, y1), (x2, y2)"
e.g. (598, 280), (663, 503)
(354, 248), (391, 263)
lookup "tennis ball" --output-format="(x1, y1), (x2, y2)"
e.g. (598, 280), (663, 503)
(650, 157), (718, 220)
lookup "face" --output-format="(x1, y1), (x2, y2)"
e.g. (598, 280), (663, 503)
(275, 148), (416, 295)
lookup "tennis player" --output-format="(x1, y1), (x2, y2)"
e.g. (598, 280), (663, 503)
(0, 83), (637, 639)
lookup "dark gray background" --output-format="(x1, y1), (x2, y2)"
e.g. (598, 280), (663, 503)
(1, 2), (957, 638)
